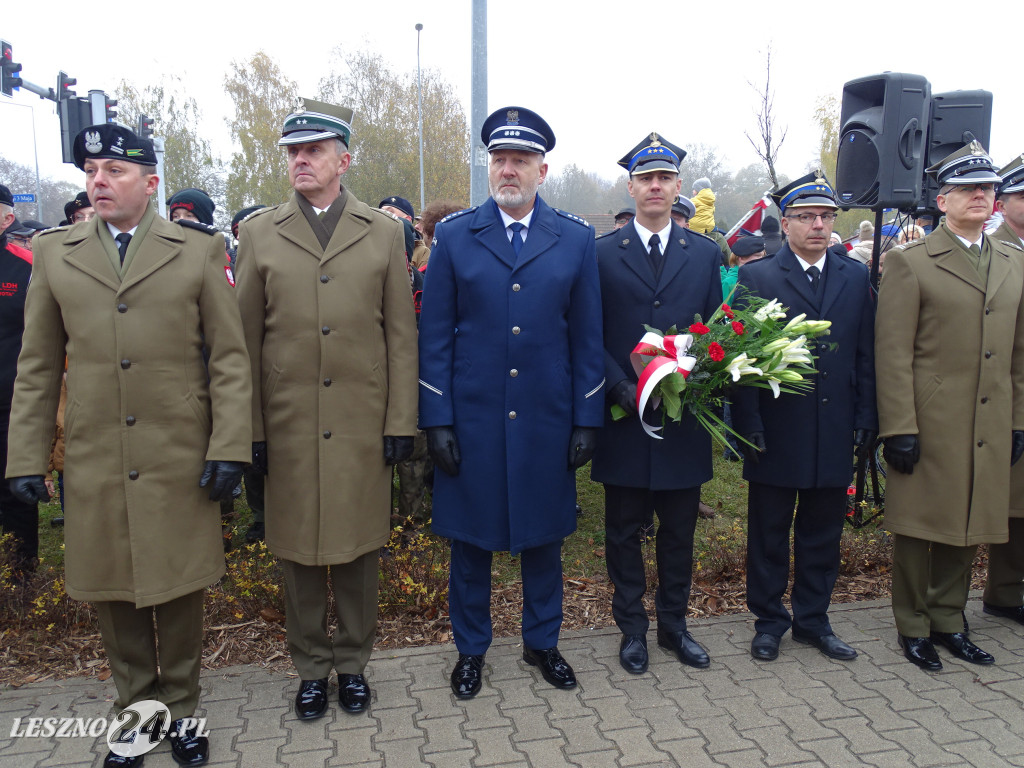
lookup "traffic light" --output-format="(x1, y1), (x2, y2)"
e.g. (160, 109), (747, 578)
(138, 113), (155, 138)
(57, 71), (76, 100)
(104, 95), (118, 123)
(59, 96), (91, 164)
(1, 40), (23, 97)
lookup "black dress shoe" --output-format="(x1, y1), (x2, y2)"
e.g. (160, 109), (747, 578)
(792, 631), (858, 661)
(295, 678), (329, 720)
(522, 646), (577, 689)
(930, 631), (995, 665)
(898, 635), (942, 671)
(450, 653), (485, 699)
(983, 602), (1024, 626)
(657, 627), (710, 669)
(244, 521), (265, 544)
(104, 752), (144, 768)
(168, 718), (209, 767)
(750, 632), (780, 661)
(619, 634), (649, 674)
(338, 673), (371, 713)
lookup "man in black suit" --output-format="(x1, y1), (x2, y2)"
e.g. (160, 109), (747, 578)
(592, 133), (723, 675)
(733, 171), (877, 662)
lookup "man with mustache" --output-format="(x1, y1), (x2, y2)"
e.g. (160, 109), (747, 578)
(418, 106), (604, 699)
(877, 142), (1024, 671)
(591, 133), (723, 675)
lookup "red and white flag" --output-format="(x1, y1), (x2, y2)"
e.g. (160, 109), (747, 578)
(725, 194), (772, 247)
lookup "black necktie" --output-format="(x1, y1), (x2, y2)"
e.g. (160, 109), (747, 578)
(115, 232), (132, 265)
(648, 234), (664, 278)
(807, 265), (820, 294)
(509, 222), (525, 258)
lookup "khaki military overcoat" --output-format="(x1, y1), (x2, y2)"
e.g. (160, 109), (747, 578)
(7, 213), (252, 607)
(876, 224), (1024, 545)
(994, 221), (1024, 517)
(234, 192), (418, 566)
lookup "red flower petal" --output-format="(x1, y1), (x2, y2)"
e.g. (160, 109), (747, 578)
(689, 323), (710, 335)
(731, 321), (745, 335)
(708, 342), (725, 362)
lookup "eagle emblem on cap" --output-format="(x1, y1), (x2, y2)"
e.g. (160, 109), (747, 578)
(814, 169), (826, 184)
(970, 140), (985, 156)
(84, 131), (103, 153)
(294, 97), (305, 114)
(507, 109), (519, 124)
(649, 132), (661, 146)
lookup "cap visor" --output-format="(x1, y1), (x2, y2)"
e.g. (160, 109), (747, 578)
(278, 130), (341, 146)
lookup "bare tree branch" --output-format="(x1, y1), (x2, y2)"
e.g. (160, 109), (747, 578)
(744, 46), (787, 191)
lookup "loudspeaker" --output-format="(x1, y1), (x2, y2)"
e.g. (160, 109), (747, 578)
(835, 73), (930, 210)
(917, 90), (993, 214)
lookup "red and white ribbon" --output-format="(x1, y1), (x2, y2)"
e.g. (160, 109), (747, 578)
(629, 332), (696, 439)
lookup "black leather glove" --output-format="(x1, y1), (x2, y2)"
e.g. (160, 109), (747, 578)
(426, 426), (461, 477)
(568, 427), (598, 469)
(854, 429), (878, 461)
(883, 434), (920, 475)
(9, 475), (50, 504)
(610, 380), (638, 417)
(251, 441), (268, 475)
(384, 435), (415, 465)
(741, 432), (767, 464)
(1012, 430), (1024, 466)
(200, 461), (246, 502)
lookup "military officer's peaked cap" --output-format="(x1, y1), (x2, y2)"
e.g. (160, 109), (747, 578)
(927, 140), (1001, 186)
(997, 154), (1024, 197)
(279, 98), (354, 148)
(482, 106), (555, 154)
(73, 124), (157, 171)
(672, 195), (696, 220)
(771, 170), (838, 212)
(617, 133), (686, 176)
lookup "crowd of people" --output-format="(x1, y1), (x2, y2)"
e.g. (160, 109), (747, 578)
(0, 103), (1023, 768)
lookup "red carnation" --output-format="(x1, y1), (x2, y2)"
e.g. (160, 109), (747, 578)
(708, 342), (725, 362)
(689, 323), (710, 335)
(732, 321), (745, 335)
(722, 304), (735, 319)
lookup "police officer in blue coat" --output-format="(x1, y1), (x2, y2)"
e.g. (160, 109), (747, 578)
(592, 133), (724, 675)
(732, 171), (877, 663)
(418, 106), (605, 699)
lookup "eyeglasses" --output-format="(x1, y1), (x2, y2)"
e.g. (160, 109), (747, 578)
(787, 212), (838, 225)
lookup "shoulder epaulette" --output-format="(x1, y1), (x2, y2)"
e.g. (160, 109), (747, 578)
(439, 207), (476, 224)
(554, 209), (590, 228)
(241, 206), (279, 226)
(596, 229), (619, 239)
(689, 230), (718, 245)
(177, 220), (219, 236)
(996, 238), (1024, 253)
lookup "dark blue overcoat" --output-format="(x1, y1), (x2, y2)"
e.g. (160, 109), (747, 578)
(417, 197), (605, 554)
(732, 245), (878, 488)
(590, 221), (723, 490)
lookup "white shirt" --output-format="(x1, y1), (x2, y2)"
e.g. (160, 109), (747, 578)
(497, 206), (535, 244)
(107, 222), (139, 238)
(794, 252), (826, 281)
(955, 234), (984, 250)
(631, 220), (672, 253)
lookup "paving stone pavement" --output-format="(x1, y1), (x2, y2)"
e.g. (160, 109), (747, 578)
(2, 596), (1022, 768)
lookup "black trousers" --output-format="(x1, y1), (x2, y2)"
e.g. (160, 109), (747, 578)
(0, 408), (38, 568)
(746, 482), (846, 637)
(604, 484), (700, 635)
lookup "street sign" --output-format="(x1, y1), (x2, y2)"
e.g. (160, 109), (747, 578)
(11, 193), (34, 203)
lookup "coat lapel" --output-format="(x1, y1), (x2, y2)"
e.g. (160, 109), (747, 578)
(657, 222), (691, 294)
(275, 194), (326, 262)
(119, 217), (185, 295)
(616, 221), (658, 291)
(929, 226), (986, 293)
(985, 240), (1011, 302)
(819, 251), (849, 317)
(470, 200), (516, 270)
(322, 194), (373, 264)
(777, 246), (820, 309)
(513, 197), (558, 273)
(62, 218), (121, 292)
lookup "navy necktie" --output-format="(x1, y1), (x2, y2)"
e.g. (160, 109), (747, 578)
(648, 234), (664, 278)
(807, 265), (820, 294)
(115, 232), (132, 265)
(509, 222), (525, 258)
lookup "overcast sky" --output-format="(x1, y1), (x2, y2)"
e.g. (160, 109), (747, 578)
(2, 0), (1022, 203)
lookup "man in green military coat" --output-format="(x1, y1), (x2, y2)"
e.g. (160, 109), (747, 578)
(876, 141), (1024, 672)
(984, 154), (1024, 628)
(7, 124), (251, 768)
(234, 99), (418, 721)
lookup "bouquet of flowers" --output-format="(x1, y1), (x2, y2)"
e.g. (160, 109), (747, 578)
(611, 290), (832, 445)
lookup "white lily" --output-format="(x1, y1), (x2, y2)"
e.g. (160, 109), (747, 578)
(725, 352), (763, 382)
(782, 313), (807, 332)
(765, 376), (782, 398)
(787, 319), (832, 336)
(754, 299), (787, 322)
(777, 336), (813, 365)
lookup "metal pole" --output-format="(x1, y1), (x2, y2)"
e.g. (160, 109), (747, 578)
(29, 105), (41, 220)
(416, 23), (425, 213)
(470, 0), (487, 206)
(154, 137), (167, 216)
